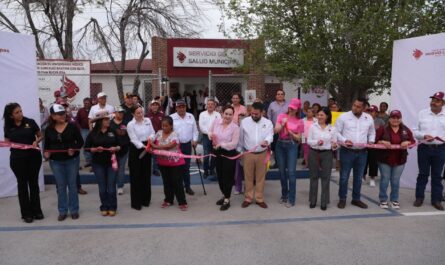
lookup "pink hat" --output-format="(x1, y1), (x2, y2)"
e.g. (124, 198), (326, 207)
(288, 98), (301, 110)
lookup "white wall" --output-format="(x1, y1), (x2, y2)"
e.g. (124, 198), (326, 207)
(90, 75), (149, 107)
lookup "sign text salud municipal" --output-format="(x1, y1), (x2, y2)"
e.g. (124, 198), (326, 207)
(173, 47), (244, 68)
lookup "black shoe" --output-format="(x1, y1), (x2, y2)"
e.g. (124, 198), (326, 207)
(185, 187), (195, 196)
(84, 163), (91, 168)
(71, 213), (79, 220)
(432, 202), (444, 211)
(153, 170), (161, 177)
(203, 172), (209, 179)
(310, 203), (316, 209)
(413, 198), (424, 207)
(132, 206), (142, 211)
(33, 213), (44, 220)
(22, 217), (33, 223)
(216, 198), (225, 206)
(58, 214), (68, 221)
(321, 205), (327, 211)
(351, 200), (368, 209)
(220, 201), (230, 211)
(337, 200), (346, 209)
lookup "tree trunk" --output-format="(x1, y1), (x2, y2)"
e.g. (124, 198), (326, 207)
(64, 0), (75, 59)
(22, 0), (45, 59)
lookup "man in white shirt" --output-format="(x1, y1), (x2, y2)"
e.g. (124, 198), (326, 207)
(88, 92), (115, 130)
(412, 91), (445, 211)
(335, 98), (375, 209)
(198, 98), (221, 179)
(238, 102), (273, 208)
(171, 99), (199, 195)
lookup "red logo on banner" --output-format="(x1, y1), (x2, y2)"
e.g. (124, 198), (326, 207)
(0, 48), (10, 54)
(177, 51), (186, 63)
(56, 75), (80, 102)
(412, 49), (423, 60)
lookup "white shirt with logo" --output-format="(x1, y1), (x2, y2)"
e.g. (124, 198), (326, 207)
(170, 112), (199, 143)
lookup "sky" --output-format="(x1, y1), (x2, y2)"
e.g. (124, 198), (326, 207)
(73, 1), (232, 62)
(0, 0), (233, 62)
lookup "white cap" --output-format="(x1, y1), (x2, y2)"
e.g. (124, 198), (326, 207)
(91, 110), (111, 122)
(97, 92), (107, 98)
(50, 104), (66, 114)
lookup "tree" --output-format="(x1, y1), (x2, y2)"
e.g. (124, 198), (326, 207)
(219, 0), (445, 109)
(79, 0), (202, 103)
(0, 0), (87, 59)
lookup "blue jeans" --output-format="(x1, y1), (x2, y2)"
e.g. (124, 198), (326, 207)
(92, 163), (117, 211)
(416, 144), (445, 203)
(378, 163), (405, 202)
(116, 152), (129, 188)
(275, 139), (298, 205)
(50, 156), (80, 215)
(152, 155), (159, 173)
(339, 148), (368, 201)
(81, 129), (92, 164)
(180, 142), (192, 189)
(202, 134), (215, 173)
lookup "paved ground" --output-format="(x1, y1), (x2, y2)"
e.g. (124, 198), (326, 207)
(1, 172), (444, 265)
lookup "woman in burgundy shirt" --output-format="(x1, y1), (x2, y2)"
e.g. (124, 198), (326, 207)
(375, 110), (415, 210)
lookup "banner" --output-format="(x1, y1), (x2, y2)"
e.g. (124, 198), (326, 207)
(0, 31), (44, 198)
(391, 32), (445, 189)
(300, 87), (329, 106)
(37, 60), (90, 107)
(173, 47), (244, 68)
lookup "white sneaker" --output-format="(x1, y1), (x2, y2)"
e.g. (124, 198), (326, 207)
(391, 201), (400, 210)
(118, 188), (124, 195)
(233, 190), (241, 195)
(379, 201), (389, 209)
(370, 179), (376, 187)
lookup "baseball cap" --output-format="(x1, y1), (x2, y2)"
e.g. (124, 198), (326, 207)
(92, 110), (111, 122)
(50, 104), (66, 115)
(115, 106), (125, 112)
(288, 98), (301, 110)
(175, 99), (186, 106)
(97, 92), (107, 98)
(369, 105), (378, 112)
(430, 91), (444, 100)
(150, 99), (161, 106)
(389, 110), (402, 119)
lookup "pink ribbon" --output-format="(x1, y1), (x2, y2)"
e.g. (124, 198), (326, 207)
(0, 141), (40, 150)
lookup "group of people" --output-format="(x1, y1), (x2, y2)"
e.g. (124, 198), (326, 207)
(4, 89), (445, 224)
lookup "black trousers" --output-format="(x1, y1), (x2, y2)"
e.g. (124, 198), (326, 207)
(10, 152), (43, 218)
(159, 165), (187, 205)
(214, 148), (238, 199)
(364, 149), (378, 177)
(128, 144), (152, 209)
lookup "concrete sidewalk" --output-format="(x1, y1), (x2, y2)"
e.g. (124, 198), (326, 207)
(1, 172), (444, 265)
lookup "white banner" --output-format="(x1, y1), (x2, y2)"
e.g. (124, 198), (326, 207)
(391, 32), (445, 189)
(37, 60), (90, 107)
(300, 87), (329, 106)
(173, 47), (244, 68)
(0, 31), (44, 198)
